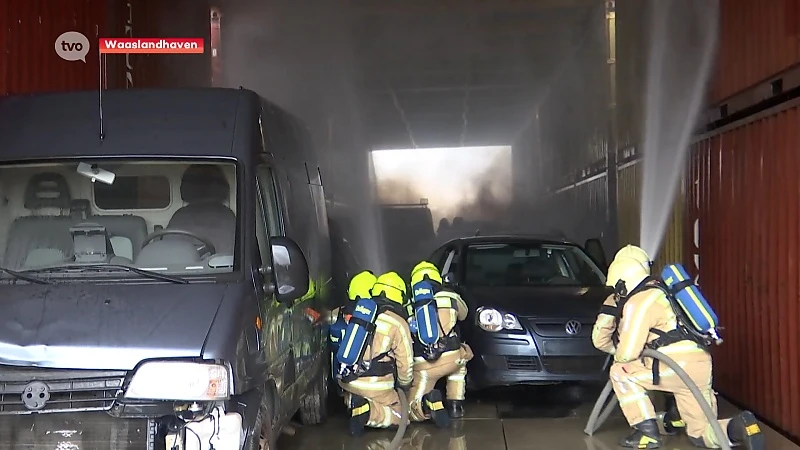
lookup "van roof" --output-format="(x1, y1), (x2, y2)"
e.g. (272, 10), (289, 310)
(0, 88), (259, 162)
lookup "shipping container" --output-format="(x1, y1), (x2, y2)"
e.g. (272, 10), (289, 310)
(615, 160), (684, 268)
(710, 0), (800, 104)
(104, 0), (212, 89)
(1, 0), (211, 96)
(614, 0), (648, 150)
(688, 101), (800, 439)
(1, 0), (108, 95)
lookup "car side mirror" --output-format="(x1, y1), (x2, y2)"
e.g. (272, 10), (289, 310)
(269, 236), (311, 305)
(584, 238), (608, 270)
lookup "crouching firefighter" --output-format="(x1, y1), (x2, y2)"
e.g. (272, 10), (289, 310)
(335, 271), (414, 436)
(593, 245), (687, 437)
(605, 254), (764, 450)
(329, 270), (378, 397)
(407, 261), (473, 427)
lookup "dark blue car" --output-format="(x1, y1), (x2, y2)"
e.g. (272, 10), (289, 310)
(428, 235), (613, 390)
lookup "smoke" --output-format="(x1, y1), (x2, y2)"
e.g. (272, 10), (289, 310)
(218, 0), (388, 272)
(376, 179), (426, 205)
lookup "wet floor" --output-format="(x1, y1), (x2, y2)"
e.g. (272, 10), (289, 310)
(278, 385), (800, 450)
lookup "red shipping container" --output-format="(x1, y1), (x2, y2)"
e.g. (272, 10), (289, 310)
(104, 0), (212, 89)
(1, 0), (108, 95)
(688, 100), (800, 439)
(0, 0), (211, 96)
(710, 0), (800, 103)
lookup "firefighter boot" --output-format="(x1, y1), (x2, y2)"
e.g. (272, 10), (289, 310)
(448, 400), (465, 419)
(349, 395), (370, 437)
(422, 389), (450, 428)
(619, 419), (663, 449)
(662, 398), (686, 436)
(727, 411), (765, 450)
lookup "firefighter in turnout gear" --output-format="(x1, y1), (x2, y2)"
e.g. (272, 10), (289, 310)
(337, 271), (414, 436)
(593, 245), (687, 436)
(329, 270), (378, 399)
(605, 254), (764, 449)
(407, 261), (473, 427)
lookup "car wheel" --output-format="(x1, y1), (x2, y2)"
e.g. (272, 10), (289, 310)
(244, 407), (276, 450)
(298, 359), (329, 425)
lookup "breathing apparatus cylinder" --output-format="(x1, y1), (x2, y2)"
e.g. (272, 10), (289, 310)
(584, 349), (730, 450)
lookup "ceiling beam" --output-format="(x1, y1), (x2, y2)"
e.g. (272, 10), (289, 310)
(360, 83), (533, 94)
(349, 15), (580, 39)
(347, 0), (601, 15)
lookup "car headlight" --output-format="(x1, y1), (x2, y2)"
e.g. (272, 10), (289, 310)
(477, 308), (523, 332)
(125, 361), (230, 401)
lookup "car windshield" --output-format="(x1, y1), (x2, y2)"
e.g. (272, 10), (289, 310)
(0, 159), (237, 281)
(463, 242), (606, 287)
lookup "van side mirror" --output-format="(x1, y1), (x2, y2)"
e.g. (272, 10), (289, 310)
(584, 238), (608, 270)
(269, 236), (311, 305)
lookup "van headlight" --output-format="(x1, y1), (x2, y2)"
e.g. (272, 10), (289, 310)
(125, 361), (230, 401)
(477, 308), (523, 332)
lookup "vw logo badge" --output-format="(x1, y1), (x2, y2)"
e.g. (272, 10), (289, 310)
(565, 320), (582, 335)
(21, 381), (51, 411)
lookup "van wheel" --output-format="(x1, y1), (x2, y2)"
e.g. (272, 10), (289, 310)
(299, 361), (329, 425)
(244, 408), (276, 450)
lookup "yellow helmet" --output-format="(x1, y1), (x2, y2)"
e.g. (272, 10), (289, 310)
(606, 255), (650, 294)
(348, 270), (377, 301)
(614, 245), (652, 273)
(371, 272), (407, 304)
(410, 261), (442, 285)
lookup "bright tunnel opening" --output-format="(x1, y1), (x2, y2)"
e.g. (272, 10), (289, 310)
(369, 145), (513, 227)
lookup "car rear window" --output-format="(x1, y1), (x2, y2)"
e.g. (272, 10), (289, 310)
(463, 243), (605, 287)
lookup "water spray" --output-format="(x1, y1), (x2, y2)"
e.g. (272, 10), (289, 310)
(638, 0), (719, 257)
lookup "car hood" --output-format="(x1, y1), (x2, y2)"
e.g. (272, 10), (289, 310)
(0, 283), (227, 371)
(466, 285), (612, 320)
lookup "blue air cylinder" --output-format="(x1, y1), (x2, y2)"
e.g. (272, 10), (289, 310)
(661, 263), (720, 341)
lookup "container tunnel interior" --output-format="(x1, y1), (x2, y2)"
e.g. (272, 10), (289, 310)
(1, 0), (800, 449)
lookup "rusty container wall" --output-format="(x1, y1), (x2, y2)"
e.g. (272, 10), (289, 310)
(710, 0), (800, 103)
(614, 0), (648, 150)
(616, 163), (640, 248)
(1, 0), (109, 95)
(104, 0), (211, 89)
(210, 6), (222, 87)
(689, 104), (800, 439)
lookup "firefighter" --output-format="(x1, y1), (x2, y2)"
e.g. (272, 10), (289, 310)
(606, 255), (764, 449)
(406, 261), (473, 427)
(329, 270), (378, 400)
(594, 245), (687, 436)
(337, 271), (413, 436)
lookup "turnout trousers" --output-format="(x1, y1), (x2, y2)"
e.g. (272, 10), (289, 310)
(409, 344), (474, 422)
(340, 374), (405, 428)
(609, 354), (731, 448)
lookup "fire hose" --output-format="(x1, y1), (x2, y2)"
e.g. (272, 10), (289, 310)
(584, 349), (730, 450)
(386, 388), (410, 450)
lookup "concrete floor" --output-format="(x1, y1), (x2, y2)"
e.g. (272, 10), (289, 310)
(278, 386), (800, 450)
(0, 386), (795, 449)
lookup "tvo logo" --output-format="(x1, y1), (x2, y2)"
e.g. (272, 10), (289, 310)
(55, 31), (90, 62)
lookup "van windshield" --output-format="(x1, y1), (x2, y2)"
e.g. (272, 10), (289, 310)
(0, 160), (238, 280)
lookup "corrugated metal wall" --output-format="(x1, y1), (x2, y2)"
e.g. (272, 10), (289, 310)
(1, 0), (108, 95)
(616, 161), (684, 268)
(104, 0), (212, 89)
(711, 0), (800, 103)
(689, 103), (800, 439)
(0, 0), (211, 95)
